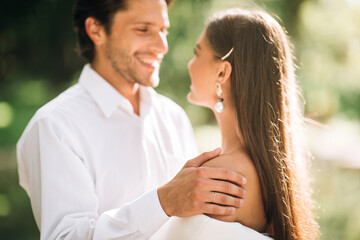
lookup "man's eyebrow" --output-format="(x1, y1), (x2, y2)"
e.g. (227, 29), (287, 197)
(132, 21), (155, 25)
(132, 21), (170, 28)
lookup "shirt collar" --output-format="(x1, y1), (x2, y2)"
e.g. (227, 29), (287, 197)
(78, 64), (154, 118)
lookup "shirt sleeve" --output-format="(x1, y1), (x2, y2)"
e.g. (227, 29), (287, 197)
(17, 116), (169, 240)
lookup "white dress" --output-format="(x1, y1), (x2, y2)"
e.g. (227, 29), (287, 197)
(151, 215), (273, 240)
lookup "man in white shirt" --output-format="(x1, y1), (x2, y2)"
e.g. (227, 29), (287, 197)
(17, 0), (247, 239)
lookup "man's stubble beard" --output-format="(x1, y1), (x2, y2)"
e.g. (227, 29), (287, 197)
(105, 41), (160, 88)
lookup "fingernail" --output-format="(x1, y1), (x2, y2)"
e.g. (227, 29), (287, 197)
(242, 189), (247, 197)
(230, 207), (236, 214)
(239, 199), (244, 206)
(243, 177), (247, 184)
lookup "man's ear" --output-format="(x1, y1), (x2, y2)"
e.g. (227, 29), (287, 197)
(85, 17), (106, 45)
(217, 61), (232, 84)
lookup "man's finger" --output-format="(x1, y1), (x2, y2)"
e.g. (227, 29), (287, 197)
(203, 203), (236, 216)
(185, 148), (221, 168)
(208, 191), (243, 208)
(203, 179), (246, 199)
(196, 167), (247, 187)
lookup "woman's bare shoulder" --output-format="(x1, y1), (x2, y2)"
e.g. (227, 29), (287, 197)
(202, 150), (256, 179)
(202, 149), (267, 233)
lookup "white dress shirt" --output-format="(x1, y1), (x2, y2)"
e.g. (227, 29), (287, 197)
(151, 215), (273, 240)
(17, 64), (198, 240)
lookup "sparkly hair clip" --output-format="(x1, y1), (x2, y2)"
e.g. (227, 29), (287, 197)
(221, 47), (234, 60)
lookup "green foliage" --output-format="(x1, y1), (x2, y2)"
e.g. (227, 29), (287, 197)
(297, 0), (360, 121)
(0, 167), (39, 240)
(313, 162), (360, 239)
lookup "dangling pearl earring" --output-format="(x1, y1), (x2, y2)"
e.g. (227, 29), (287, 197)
(215, 82), (224, 113)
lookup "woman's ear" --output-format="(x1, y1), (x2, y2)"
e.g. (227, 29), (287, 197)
(85, 17), (106, 45)
(217, 61), (232, 84)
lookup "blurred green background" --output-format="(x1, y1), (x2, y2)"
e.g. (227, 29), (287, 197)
(1, 0), (360, 239)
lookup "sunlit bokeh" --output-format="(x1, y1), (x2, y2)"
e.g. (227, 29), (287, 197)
(0, 194), (10, 217)
(0, 102), (13, 129)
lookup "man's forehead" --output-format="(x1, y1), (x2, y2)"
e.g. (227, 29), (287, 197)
(117, 0), (169, 26)
(126, 0), (168, 15)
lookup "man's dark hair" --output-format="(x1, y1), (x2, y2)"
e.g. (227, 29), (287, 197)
(73, 0), (174, 62)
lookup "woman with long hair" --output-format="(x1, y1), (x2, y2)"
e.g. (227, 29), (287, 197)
(152, 8), (318, 240)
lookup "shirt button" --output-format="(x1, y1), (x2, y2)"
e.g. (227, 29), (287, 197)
(89, 219), (96, 228)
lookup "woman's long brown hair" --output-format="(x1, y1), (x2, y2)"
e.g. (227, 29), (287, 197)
(206, 9), (318, 240)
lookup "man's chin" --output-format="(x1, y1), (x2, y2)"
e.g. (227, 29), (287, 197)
(151, 80), (159, 88)
(132, 75), (159, 88)
(146, 76), (160, 88)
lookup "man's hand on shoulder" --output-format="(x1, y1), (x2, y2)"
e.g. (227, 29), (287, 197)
(157, 148), (247, 218)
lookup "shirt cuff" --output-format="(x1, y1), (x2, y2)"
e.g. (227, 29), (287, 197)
(128, 188), (169, 236)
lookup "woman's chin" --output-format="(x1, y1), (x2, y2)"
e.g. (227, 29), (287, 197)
(186, 93), (211, 108)
(186, 93), (199, 105)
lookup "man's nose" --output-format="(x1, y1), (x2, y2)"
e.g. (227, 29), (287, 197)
(151, 31), (168, 55)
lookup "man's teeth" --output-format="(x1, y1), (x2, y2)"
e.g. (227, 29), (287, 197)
(141, 59), (155, 65)
(140, 59), (158, 65)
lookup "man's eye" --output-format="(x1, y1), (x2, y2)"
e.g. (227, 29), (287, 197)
(137, 28), (148, 33)
(193, 48), (198, 56)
